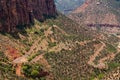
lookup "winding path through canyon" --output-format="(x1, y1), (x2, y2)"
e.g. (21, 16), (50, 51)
(87, 41), (120, 69)
(88, 40), (120, 69)
(88, 41), (106, 68)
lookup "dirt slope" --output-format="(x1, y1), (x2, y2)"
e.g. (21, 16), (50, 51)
(69, 0), (120, 26)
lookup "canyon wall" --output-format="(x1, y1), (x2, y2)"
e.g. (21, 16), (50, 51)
(0, 0), (56, 32)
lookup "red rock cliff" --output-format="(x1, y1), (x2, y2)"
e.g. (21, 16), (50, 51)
(0, 0), (56, 32)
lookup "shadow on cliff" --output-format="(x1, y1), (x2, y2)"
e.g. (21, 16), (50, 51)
(0, 15), (57, 39)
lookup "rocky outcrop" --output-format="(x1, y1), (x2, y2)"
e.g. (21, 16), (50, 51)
(69, 0), (120, 27)
(0, 0), (56, 32)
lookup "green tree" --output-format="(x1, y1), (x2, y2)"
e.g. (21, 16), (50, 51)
(31, 70), (39, 77)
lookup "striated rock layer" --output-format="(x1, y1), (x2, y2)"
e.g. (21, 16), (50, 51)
(0, 0), (56, 32)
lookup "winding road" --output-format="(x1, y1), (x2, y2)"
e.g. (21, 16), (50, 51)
(88, 41), (106, 68)
(88, 41), (119, 69)
(13, 38), (42, 63)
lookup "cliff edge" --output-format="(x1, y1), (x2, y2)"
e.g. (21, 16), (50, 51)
(0, 0), (56, 32)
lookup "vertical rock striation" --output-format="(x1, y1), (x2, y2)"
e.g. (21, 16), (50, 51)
(0, 0), (56, 32)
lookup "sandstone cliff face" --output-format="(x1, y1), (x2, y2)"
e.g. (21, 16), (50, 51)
(0, 0), (56, 32)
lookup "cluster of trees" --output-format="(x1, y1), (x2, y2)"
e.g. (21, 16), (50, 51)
(22, 63), (49, 79)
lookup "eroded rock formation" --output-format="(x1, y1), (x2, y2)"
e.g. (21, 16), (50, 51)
(0, 0), (56, 32)
(69, 0), (120, 27)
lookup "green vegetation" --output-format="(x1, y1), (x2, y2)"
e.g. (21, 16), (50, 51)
(97, 73), (105, 79)
(108, 52), (120, 70)
(0, 10), (119, 80)
(48, 42), (57, 47)
(108, 62), (120, 70)
(0, 51), (27, 80)
(106, 43), (116, 53)
(22, 63), (47, 79)
(28, 51), (42, 61)
(45, 14), (79, 34)
(44, 41), (97, 79)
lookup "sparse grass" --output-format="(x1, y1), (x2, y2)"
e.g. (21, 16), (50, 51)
(106, 43), (116, 53)
(0, 51), (28, 80)
(0, 12), (119, 80)
(28, 51), (42, 61)
(108, 62), (120, 70)
(44, 13), (80, 34)
(44, 41), (98, 79)
(97, 73), (105, 79)
(107, 52), (120, 70)
(48, 42), (57, 48)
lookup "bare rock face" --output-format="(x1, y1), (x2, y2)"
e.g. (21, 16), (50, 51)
(0, 0), (56, 32)
(69, 0), (120, 27)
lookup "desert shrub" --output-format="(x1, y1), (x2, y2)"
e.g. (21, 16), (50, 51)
(22, 63), (48, 79)
(48, 42), (57, 47)
(108, 62), (120, 70)
(106, 43), (116, 53)
(28, 51), (41, 61)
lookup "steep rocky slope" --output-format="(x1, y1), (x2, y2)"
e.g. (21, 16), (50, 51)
(0, 0), (56, 32)
(0, 13), (119, 80)
(0, 0), (119, 80)
(69, 0), (120, 27)
(55, 0), (84, 14)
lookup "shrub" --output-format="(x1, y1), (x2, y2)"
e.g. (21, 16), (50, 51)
(106, 43), (116, 53)
(48, 42), (57, 47)
(22, 63), (48, 79)
(108, 62), (120, 70)
(31, 70), (39, 77)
